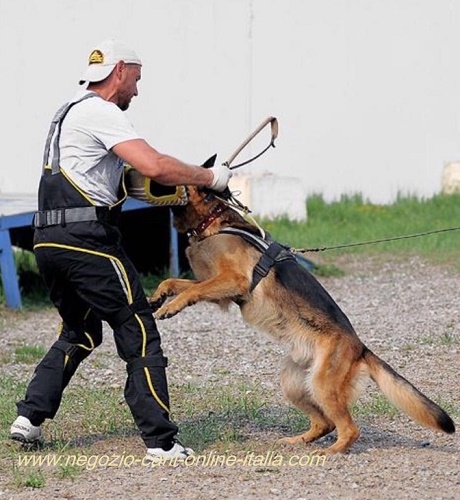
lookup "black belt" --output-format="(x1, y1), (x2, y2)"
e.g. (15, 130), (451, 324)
(33, 206), (114, 228)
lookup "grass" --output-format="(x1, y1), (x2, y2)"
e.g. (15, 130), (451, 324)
(263, 192), (460, 269)
(172, 382), (295, 450)
(420, 324), (459, 346)
(12, 467), (46, 488)
(56, 462), (84, 480)
(48, 386), (135, 444)
(433, 398), (460, 418)
(0, 378), (28, 436)
(0, 377), (133, 452)
(14, 345), (46, 364)
(9, 250), (51, 309)
(352, 394), (400, 420)
(0, 378), (307, 488)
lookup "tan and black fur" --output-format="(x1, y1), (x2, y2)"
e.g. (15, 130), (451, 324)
(149, 185), (455, 453)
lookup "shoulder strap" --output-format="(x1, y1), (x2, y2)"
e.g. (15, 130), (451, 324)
(219, 227), (293, 292)
(219, 227), (270, 253)
(250, 241), (286, 292)
(42, 92), (99, 174)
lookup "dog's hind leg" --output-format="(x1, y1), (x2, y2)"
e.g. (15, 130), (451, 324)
(278, 356), (335, 446)
(308, 343), (362, 454)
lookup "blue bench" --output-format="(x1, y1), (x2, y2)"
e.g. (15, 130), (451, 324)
(0, 196), (179, 309)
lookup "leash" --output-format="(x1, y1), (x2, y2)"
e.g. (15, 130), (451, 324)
(217, 117), (460, 253)
(293, 226), (460, 253)
(223, 116), (278, 170)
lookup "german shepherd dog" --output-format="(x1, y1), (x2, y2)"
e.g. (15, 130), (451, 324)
(149, 176), (455, 454)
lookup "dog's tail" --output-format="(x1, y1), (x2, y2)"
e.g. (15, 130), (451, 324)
(363, 348), (455, 434)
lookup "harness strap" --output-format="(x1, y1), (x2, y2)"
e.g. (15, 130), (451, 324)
(219, 227), (293, 292)
(250, 242), (286, 292)
(33, 206), (113, 228)
(42, 92), (99, 173)
(219, 227), (269, 252)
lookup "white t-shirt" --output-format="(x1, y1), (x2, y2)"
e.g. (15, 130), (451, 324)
(51, 90), (141, 205)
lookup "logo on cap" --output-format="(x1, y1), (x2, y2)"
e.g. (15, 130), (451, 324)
(88, 49), (104, 65)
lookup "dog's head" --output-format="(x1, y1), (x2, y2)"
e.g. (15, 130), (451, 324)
(171, 184), (223, 234)
(171, 154), (234, 235)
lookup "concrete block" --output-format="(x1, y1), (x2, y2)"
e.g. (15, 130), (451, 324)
(229, 173), (307, 221)
(442, 162), (460, 194)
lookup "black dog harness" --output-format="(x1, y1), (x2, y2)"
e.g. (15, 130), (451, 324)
(219, 227), (295, 292)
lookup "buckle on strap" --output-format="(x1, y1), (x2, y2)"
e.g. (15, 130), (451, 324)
(33, 206), (103, 228)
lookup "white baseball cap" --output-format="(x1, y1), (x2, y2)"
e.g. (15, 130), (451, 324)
(79, 39), (142, 85)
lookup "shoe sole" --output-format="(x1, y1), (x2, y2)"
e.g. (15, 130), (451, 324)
(11, 433), (44, 446)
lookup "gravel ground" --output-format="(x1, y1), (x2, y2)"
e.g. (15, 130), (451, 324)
(0, 254), (459, 499)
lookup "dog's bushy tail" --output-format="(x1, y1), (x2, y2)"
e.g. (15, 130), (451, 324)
(363, 349), (455, 434)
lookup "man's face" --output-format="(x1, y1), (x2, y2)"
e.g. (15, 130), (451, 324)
(118, 63), (141, 111)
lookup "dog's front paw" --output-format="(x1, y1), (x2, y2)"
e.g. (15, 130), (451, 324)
(154, 295), (191, 320)
(149, 279), (179, 311)
(148, 294), (168, 312)
(154, 304), (180, 320)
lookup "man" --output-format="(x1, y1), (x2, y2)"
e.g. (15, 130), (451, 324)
(10, 39), (232, 460)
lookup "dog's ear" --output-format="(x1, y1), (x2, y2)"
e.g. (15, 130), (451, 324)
(201, 154), (217, 169)
(201, 153), (233, 201)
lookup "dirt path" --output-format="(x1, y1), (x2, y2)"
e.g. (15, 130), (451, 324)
(0, 255), (458, 499)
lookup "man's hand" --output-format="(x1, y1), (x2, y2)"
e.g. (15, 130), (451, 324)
(209, 164), (233, 191)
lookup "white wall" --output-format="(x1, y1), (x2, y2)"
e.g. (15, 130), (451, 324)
(2, 0), (460, 204)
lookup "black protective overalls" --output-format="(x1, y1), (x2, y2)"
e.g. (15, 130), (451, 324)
(17, 93), (178, 448)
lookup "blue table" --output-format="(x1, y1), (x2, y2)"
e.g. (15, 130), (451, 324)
(0, 196), (179, 309)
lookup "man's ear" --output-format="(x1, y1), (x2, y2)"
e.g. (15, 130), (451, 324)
(201, 154), (217, 169)
(114, 60), (125, 80)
